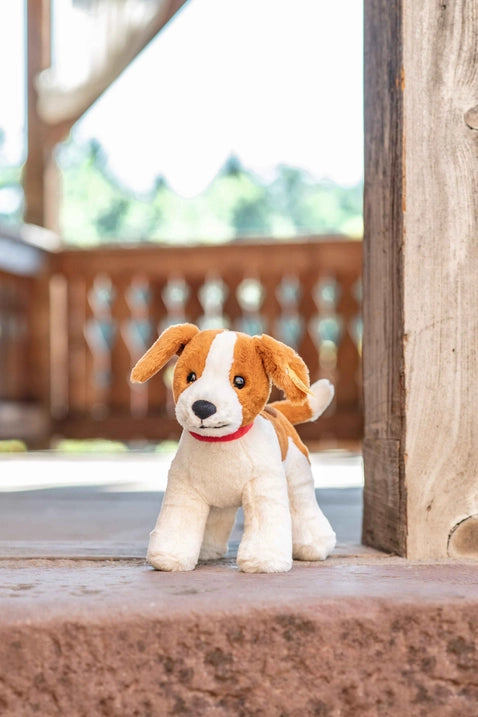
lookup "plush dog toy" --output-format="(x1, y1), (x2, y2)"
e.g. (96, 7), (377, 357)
(131, 323), (336, 573)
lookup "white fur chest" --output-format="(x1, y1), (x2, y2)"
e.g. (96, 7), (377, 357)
(169, 416), (284, 509)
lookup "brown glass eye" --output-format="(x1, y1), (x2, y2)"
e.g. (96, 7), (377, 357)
(233, 375), (245, 389)
(187, 372), (197, 383)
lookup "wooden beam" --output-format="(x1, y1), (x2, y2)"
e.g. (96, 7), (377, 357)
(23, 0), (188, 231)
(362, 0), (406, 554)
(23, 0), (56, 229)
(363, 0), (478, 558)
(37, 0), (189, 126)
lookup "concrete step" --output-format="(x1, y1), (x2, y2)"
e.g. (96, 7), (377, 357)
(1, 455), (477, 714)
(1, 555), (478, 716)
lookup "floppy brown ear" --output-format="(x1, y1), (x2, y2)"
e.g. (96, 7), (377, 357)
(130, 323), (199, 383)
(253, 334), (311, 403)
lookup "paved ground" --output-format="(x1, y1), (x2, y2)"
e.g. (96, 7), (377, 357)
(1, 556), (478, 716)
(0, 450), (363, 558)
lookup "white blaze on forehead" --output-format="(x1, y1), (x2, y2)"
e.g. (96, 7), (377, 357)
(202, 331), (237, 379)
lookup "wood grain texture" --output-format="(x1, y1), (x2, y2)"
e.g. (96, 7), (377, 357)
(403, 0), (478, 558)
(362, 438), (402, 553)
(362, 0), (407, 553)
(363, 0), (478, 558)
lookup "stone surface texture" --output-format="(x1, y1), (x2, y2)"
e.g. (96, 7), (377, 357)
(1, 557), (478, 716)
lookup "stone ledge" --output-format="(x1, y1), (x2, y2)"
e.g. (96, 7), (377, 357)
(0, 539), (378, 560)
(1, 557), (478, 716)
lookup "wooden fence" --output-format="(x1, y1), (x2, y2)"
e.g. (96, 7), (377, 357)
(0, 236), (362, 447)
(0, 234), (51, 444)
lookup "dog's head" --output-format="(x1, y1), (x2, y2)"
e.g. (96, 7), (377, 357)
(131, 323), (310, 437)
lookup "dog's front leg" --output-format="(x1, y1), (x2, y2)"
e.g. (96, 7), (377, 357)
(237, 471), (293, 573)
(147, 479), (209, 572)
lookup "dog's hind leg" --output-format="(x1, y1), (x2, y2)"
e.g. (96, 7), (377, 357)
(199, 506), (237, 560)
(284, 442), (336, 561)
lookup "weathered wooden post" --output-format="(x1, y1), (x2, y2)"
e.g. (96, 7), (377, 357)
(363, 0), (478, 558)
(23, 0), (59, 231)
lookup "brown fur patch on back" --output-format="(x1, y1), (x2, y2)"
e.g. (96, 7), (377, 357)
(268, 398), (313, 426)
(261, 405), (310, 463)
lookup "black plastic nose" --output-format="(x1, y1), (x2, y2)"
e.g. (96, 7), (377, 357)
(192, 400), (217, 420)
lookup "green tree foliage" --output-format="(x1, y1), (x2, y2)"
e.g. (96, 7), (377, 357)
(0, 132), (363, 243)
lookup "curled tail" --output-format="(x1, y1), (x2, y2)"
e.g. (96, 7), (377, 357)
(269, 379), (334, 426)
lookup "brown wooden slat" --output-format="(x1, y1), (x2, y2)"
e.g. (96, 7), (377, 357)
(52, 239), (362, 278)
(0, 266), (51, 444)
(110, 274), (134, 413)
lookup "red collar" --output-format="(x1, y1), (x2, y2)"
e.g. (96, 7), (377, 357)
(189, 423), (253, 443)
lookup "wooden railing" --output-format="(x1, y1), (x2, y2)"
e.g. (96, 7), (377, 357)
(49, 238), (362, 446)
(0, 235), (362, 447)
(0, 232), (51, 445)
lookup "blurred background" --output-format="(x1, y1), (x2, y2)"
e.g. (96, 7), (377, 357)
(0, 0), (364, 454)
(0, 0), (363, 242)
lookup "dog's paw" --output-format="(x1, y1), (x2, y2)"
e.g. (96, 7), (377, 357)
(237, 551), (292, 573)
(293, 531), (336, 562)
(147, 551), (197, 572)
